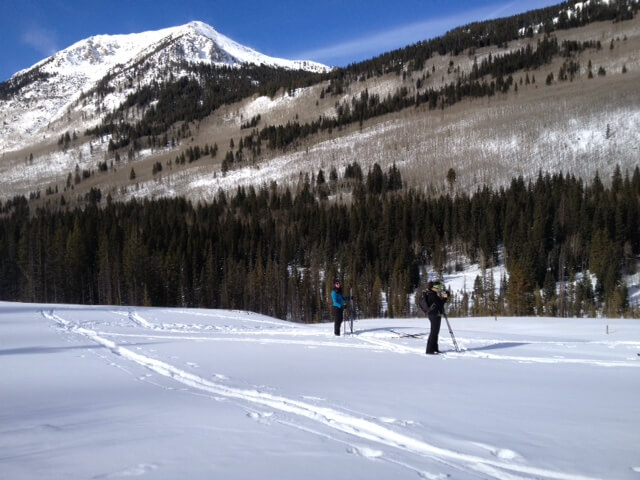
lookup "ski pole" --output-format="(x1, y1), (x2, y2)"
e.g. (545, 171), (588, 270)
(349, 287), (354, 334)
(443, 312), (461, 352)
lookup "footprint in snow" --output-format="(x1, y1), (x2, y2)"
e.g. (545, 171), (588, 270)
(492, 448), (519, 460)
(380, 417), (418, 427)
(347, 446), (383, 459)
(301, 395), (325, 401)
(473, 442), (521, 461)
(418, 472), (450, 480)
(246, 411), (274, 423)
(97, 463), (159, 478)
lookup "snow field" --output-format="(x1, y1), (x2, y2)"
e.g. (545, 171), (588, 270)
(1, 302), (639, 479)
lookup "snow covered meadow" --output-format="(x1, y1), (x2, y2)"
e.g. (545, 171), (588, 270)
(2, 301), (639, 479)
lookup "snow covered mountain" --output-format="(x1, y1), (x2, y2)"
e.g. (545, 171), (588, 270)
(0, 21), (330, 152)
(1, 6), (638, 206)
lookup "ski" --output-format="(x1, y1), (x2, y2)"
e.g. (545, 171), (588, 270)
(390, 329), (426, 339)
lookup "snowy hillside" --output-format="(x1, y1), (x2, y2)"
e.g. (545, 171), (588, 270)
(0, 21), (329, 152)
(2, 302), (639, 479)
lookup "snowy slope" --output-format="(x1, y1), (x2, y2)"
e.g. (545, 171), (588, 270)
(0, 21), (330, 152)
(2, 302), (639, 479)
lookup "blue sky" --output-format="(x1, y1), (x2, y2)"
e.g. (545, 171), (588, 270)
(0, 0), (562, 81)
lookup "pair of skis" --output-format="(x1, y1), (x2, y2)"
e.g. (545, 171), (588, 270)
(391, 313), (461, 353)
(343, 287), (354, 335)
(390, 329), (425, 338)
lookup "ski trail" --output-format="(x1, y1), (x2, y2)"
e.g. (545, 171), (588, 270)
(358, 333), (640, 368)
(116, 312), (640, 368)
(128, 311), (156, 329)
(44, 310), (601, 480)
(123, 310), (324, 337)
(358, 334), (424, 355)
(278, 420), (450, 480)
(456, 350), (640, 368)
(101, 331), (375, 350)
(172, 308), (290, 326)
(455, 336), (640, 349)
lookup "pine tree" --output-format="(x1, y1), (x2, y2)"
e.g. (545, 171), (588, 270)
(506, 261), (533, 315)
(472, 274), (484, 316)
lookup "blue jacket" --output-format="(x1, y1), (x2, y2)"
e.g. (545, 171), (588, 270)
(331, 289), (348, 308)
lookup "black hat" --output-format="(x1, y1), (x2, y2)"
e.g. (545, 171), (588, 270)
(333, 278), (341, 285)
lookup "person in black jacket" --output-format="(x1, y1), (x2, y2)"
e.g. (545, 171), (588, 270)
(424, 280), (449, 355)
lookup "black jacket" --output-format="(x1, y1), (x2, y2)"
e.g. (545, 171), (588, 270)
(425, 290), (447, 316)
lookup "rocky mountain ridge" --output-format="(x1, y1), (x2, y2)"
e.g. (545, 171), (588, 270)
(0, 21), (329, 153)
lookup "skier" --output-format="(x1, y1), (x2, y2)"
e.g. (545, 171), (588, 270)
(423, 280), (449, 354)
(331, 278), (350, 336)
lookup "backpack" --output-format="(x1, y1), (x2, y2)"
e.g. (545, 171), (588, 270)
(417, 290), (431, 314)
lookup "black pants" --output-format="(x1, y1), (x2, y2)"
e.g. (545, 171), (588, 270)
(426, 313), (441, 353)
(333, 306), (344, 335)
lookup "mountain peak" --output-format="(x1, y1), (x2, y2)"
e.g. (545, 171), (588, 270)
(174, 20), (330, 72)
(13, 20), (330, 81)
(0, 21), (330, 152)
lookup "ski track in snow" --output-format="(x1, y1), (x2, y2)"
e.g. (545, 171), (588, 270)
(98, 310), (640, 368)
(43, 309), (608, 480)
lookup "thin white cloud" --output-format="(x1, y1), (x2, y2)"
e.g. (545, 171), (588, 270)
(487, 1), (522, 19)
(294, 1), (558, 65)
(293, 17), (456, 64)
(22, 26), (59, 57)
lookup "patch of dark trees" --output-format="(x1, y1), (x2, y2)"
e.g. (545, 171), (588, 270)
(232, 37), (564, 156)
(0, 66), (54, 100)
(85, 63), (323, 149)
(1, 164), (638, 321)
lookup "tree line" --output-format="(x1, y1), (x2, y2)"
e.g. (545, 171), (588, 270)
(333, 0), (636, 79)
(1, 164), (638, 320)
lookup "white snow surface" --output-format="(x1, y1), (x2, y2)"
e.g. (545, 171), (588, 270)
(2, 301), (639, 479)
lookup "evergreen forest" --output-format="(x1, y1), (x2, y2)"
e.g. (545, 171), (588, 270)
(1, 164), (638, 321)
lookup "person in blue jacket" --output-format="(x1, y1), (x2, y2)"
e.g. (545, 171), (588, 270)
(331, 278), (350, 336)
